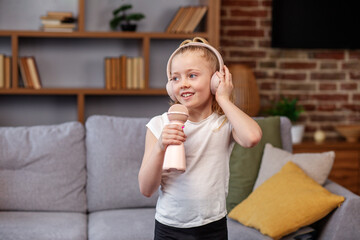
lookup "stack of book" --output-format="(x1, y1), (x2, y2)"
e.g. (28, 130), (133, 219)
(18, 57), (42, 89)
(40, 11), (77, 32)
(166, 6), (207, 33)
(105, 56), (145, 90)
(0, 54), (11, 89)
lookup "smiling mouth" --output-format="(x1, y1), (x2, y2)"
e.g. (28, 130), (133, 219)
(181, 92), (194, 98)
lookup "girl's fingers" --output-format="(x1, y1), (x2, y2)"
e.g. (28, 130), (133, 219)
(165, 124), (184, 130)
(216, 71), (224, 84)
(164, 126), (186, 136)
(224, 65), (231, 80)
(162, 124), (187, 145)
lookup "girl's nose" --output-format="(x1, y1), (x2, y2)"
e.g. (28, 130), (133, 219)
(180, 78), (190, 88)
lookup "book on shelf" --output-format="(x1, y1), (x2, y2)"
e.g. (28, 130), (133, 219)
(111, 57), (117, 89)
(27, 57), (42, 89)
(174, 7), (196, 33)
(105, 58), (111, 90)
(138, 57), (145, 89)
(166, 6), (207, 33)
(18, 56), (42, 89)
(185, 6), (208, 33)
(40, 11), (77, 32)
(41, 27), (75, 32)
(126, 58), (132, 89)
(0, 54), (11, 89)
(120, 55), (127, 89)
(104, 56), (145, 90)
(40, 17), (76, 25)
(19, 57), (31, 88)
(42, 23), (76, 29)
(166, 7), (186, 33)
(105, 56), (126, 90)
(47, 11), (73, 18)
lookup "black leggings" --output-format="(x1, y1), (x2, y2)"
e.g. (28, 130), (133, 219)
(154, 217), (228, 240)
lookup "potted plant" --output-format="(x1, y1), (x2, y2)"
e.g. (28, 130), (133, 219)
(267, 97), (305, 144)
(110, 4), (145, 31)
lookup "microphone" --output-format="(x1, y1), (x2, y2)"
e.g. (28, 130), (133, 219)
(163, 104), (189, 173)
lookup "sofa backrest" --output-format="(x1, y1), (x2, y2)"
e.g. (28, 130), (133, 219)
(279, 117), (292, 152)
(0, 122), (87, 212)
(86, 115), (158, 212)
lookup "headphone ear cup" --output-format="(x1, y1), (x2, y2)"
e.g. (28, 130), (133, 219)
(166, 81), (176, 101)
(210, 73), (220, 95)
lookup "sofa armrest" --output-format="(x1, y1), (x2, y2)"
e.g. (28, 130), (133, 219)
(314, 180), (360, 240)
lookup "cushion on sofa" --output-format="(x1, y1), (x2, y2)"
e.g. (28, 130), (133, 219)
(253, 143), (334, 190)
(226, 116), (283, 213)
(0, 122), (87, 212)
(86, 115), (158, 212)
(228, 162), (345, 240)
(227, 218), (316, 240)
(0, 211), (87, 240)
(88, 208), (156, 240)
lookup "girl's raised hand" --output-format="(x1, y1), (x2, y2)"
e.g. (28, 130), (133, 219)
(215, 65), (233, 102)
(158, 124), (186, 151)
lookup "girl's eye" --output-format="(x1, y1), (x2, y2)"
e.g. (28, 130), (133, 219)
(189, 74), (196, 78)
(171, 76), (179, 81)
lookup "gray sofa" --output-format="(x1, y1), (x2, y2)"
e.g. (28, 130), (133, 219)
(0, 115), (359, 240)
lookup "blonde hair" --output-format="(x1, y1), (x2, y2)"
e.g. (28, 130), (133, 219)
(169, 37), (234, 116)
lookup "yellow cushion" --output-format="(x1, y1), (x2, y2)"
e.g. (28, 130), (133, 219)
(228, 161), (345, 240)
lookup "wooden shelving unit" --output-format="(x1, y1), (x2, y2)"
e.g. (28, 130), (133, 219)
(0, 0), (220, 124)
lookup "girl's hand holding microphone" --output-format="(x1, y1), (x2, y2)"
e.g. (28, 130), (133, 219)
(158, 124), (186, 151)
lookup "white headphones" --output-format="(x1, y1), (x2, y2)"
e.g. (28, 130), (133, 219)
(166, 37), (224, 102)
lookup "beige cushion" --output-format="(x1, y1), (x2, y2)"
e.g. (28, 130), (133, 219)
(253, 143), (334, 190)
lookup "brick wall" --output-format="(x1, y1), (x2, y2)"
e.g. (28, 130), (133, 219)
(220, 0), (360, 141)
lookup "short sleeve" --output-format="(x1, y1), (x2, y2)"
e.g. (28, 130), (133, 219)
(146, 113), (168, 139)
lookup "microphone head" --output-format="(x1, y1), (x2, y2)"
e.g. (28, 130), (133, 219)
(167, 104), (189, 122)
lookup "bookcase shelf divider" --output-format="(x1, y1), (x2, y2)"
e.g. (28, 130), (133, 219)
(78, 0), (85, 32)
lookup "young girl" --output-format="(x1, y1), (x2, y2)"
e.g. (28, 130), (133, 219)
(138, 37), (262, 240)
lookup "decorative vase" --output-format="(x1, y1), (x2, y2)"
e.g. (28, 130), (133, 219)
(228, 64), (260, 117)
(291, 124), (305, 144)
(314, 129), (326, 143)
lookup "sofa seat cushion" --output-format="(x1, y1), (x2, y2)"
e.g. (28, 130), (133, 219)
(0, 211), (87, 240)
(228, 218), (316, 240)
(88, 208), (156, 240)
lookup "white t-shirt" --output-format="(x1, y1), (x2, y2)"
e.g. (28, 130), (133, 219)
(146, 112), (235, 228)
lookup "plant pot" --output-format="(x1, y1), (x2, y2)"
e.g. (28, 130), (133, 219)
(121, 24), (137, 31)
(291, 124), (305, 144)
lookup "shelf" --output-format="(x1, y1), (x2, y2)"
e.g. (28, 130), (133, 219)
(0, 88), (168, 96)
(0, 30), (208, 39)
(293, 141), (360, 150)
(0, 0), (220, 125)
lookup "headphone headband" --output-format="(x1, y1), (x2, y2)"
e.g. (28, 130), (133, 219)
(166, 39), (224, 81)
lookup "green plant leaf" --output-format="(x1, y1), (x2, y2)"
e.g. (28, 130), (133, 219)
(110, 15), (126, 30)
(113, 4), (132, 16)
(266, 97), (304, 122)
(125, 13), (145, 21)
